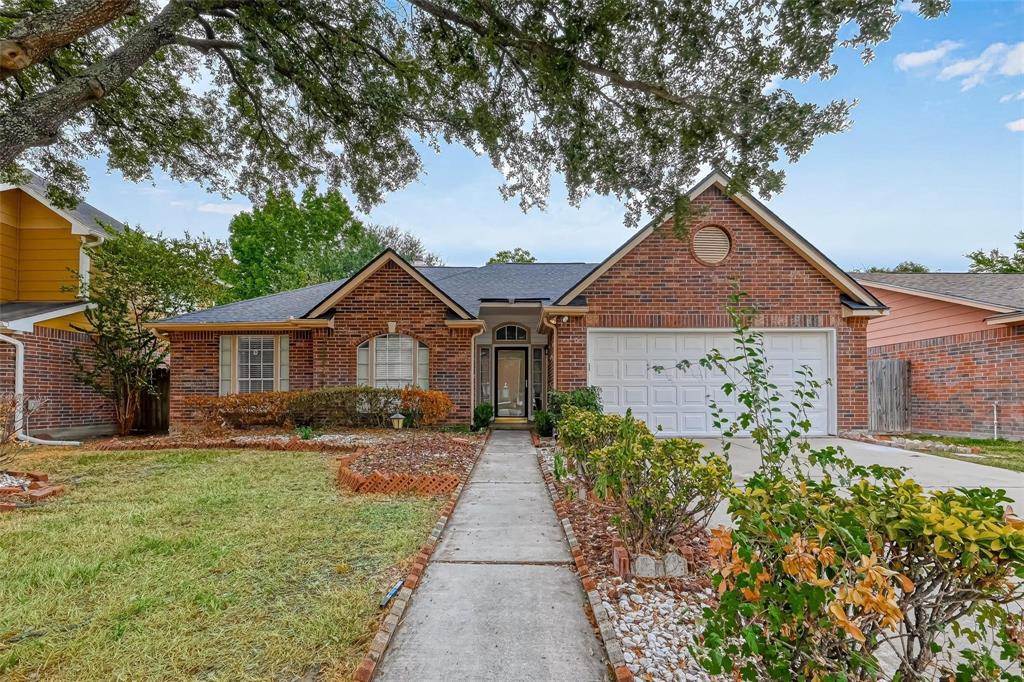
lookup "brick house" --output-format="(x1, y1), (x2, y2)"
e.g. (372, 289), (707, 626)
(0, 172), (119, 439)
(153, 171), (886, 435)
(857, 272), (1024, 440)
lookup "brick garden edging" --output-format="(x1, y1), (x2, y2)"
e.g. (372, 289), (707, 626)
(336, 448), (461, 497)
(537, 450), (632, 682)
(351, 429), (490, 682)
(0, 470), (65, 511)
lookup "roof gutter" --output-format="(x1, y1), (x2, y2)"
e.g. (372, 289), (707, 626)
(145, 317), (335, 332)
(985, 311), (1024, 326)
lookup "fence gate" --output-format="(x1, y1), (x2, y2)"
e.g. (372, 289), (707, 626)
(134, 367), (170, 434)
(868, 359), (911, 433)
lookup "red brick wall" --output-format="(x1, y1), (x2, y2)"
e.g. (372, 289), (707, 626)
(555, 185), (869, 431)
(167, 261), (474, 429)
(0, 327), (116, 435)
(316, 261), (474, 422)
(166, 329), (315, 426)
(867, 325), (1024, 440)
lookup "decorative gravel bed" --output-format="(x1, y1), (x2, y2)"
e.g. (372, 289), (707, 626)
(538, 439), (721, 682)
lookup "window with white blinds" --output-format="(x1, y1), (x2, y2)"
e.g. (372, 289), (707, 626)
(237, 336), (275, 393)
(356, 334), (428, 388)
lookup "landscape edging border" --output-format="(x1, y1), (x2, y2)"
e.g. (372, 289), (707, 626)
(536, 442), (633, 682)
(353, 428), (491, 682)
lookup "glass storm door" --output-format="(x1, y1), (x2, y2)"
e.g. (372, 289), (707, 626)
(495, 348), (528, 417)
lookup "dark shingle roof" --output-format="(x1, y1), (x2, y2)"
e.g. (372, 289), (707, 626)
(855, 273), (1024, 311)
(10, 171), (125, 234)
(155, 261), (601, 324)
(0, 301), (84, 323)
(425, 262), (599, 316)
(157, 279), (344, 324)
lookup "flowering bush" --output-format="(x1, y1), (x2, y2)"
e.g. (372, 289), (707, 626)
(695, 290), (1024, 681)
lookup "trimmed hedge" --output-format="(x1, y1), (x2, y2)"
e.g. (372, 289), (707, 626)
(182, 386), (455, 430)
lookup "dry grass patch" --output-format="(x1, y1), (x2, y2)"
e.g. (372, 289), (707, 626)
(0, 447), (441, 681)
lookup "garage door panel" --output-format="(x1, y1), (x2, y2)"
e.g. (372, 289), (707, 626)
(589, 330), (832, 437)
(651, 386), (677, 405)
(622, 359), (649, 379)
(622, 386), (649, 407)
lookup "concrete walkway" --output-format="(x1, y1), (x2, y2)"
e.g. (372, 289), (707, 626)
(375, 430), (607, 681)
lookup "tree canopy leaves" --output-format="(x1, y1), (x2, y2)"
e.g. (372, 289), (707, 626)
(487, 247), (536, 264)
(966, 230), (1024, 273)
(1, 0), (947, 224)
(220, 188), (440, 302)
(863, 261), (930, 273)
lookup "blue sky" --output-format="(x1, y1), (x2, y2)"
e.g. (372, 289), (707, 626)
(79, 1), (1023, 271)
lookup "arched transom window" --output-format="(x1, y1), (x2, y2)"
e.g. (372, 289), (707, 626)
(357, 334), (429, 388)
(494, 324), (528, 342)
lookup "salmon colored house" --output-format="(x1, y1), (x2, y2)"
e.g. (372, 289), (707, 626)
(857, 273), (1024, 440)
(0, 172), (119, 438)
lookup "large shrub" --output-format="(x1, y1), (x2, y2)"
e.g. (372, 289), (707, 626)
(556, 406), (627, 487)
(547, 386), (602, 421)
(288, 386), (401, 428)
(594, 410), (731, 554)
(695, 290), (1024, 681)
(399, 387), (454, 426)
(181, 392), (292, 429)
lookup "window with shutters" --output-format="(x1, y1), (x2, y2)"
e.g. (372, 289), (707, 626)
(356, 334), (428, 388)
(237, 336), (276, 393)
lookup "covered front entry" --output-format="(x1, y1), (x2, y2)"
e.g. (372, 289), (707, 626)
(495, 348), (528, 418)
(588, 329), (836, 437)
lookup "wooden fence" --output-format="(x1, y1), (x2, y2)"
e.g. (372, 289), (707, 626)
(868, 359), (911, 433)
(134, 368), (170, 434)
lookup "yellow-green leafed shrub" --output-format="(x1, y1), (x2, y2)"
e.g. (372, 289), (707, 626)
(594, 409), (731, 554)
(556, 406), (632, 487)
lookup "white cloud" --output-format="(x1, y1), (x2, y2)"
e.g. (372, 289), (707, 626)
(999, 90), (1024, 103)
(1006, 118), (1024, 132)
(939, 42), (1024, 91)
(894, 40), (962, 70)
(1001, 43), (1024, 77)
(197, 201), (250, 215)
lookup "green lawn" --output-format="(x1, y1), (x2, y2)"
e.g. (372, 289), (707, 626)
(0, 448), (441, 681)
(910, 434), (1024, 472)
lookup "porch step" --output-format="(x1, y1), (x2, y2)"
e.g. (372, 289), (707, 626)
(491, 421), (533, 430)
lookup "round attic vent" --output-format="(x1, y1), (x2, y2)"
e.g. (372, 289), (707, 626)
(692, 225), (732, 265)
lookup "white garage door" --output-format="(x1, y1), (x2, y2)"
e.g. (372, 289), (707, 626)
(588, 330), (834, 437)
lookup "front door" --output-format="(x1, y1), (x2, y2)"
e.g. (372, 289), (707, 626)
(495, 348), (528, 418)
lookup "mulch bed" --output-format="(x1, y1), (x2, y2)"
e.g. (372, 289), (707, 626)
(348, 432), (483, 479)
(91, 429), (408, 453)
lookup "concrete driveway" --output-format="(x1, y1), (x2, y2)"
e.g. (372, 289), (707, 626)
(700, 437), (1024, 527)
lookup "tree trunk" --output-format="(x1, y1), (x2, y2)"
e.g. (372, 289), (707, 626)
(0, 0), (140, 78)
(0, 1), (192, 165)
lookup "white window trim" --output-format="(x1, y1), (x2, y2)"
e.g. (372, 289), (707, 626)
(357, 334), (429, 389)
(233, 335), (280, 394)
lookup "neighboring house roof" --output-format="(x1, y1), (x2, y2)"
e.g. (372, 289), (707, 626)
(0, 171), (125, 238)
(0, 301), (89, 332)
(555, 170), (885, 312)
(855, 273), (1024, 313)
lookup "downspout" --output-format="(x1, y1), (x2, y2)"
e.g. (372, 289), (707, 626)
(468, 324), (486, 417)
(541, 314), (558, 391)
(994, 401), (999, 441)
(0, 331), (80, 446)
